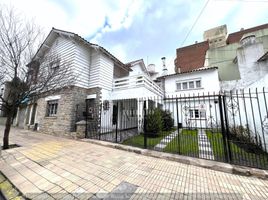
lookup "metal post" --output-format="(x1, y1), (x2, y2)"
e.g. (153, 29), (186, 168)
(85, 99), (88, 138)
(98, 102), (102, 140)
(222, 95), (233, 162)
(143, 100), (147, 149)
(218, 95), (230, 163)
(115, 102), (118, 143)
(176, 98), (180, 154)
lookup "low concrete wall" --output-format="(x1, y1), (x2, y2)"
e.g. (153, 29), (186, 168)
(0, 117), (6, 125)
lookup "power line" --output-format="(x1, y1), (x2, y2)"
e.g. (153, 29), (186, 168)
(180, 0), (210, 47)
(167, 0), (210, 70)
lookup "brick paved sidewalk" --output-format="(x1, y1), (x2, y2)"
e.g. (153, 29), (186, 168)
(1, 126), (268, 199)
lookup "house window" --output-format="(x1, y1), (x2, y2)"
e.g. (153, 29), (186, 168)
(176, 83), (181, 90)
(182, 82), (188, 90)
(196, 80), (201, 88)
(189, 109), (206, 119)
(189, 81), (194, 89)
(49, 61), (60, 73)
(46, 100), (58, 117)
(176, 79), (202, 91)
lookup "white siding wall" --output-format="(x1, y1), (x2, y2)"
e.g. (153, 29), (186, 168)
(73, 43), (91, 88)
(52, 39), (115, 90)
(88, 51), (101, 88)
(164, 69), (220, 96)
(99, 54), (114, 90)
(48, 36), (76, 66)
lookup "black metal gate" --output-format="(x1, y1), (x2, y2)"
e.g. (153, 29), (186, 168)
(85, 99), (139, 143)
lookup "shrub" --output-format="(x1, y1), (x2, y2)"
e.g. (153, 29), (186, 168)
(229, 125), (263, 152)
(146, 108), (163, 136)
(160, 109), (174, 131)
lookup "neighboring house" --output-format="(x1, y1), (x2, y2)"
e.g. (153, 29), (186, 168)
(173, 23), (268, 151)
(14, 28), (163, 136)
(174, 23), (268, 90)
(157, 67), (220, 128)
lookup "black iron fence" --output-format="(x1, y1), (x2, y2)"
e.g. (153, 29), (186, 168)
(84, 89), (268, 169)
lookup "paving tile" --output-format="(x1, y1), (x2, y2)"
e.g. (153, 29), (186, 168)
(1, 126), (268, 200)
(49, 190), (68, 199)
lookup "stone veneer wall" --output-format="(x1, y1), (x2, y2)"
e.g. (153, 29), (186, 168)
(36, 86), (101, 136)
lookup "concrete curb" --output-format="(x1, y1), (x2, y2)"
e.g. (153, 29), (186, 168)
(81, 138), (268, 180)
(0, 172), (26, 200)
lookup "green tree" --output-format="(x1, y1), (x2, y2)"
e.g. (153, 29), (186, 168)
(146, 108), (163, 136)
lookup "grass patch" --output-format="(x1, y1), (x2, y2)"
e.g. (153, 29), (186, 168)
(164, 129), (199, 157)
(206, 131), (268, 169)
(122, 129), (175, 149)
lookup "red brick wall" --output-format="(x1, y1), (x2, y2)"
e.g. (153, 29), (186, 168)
(227, 23), (268, 44)
(175, 41), (209, 73)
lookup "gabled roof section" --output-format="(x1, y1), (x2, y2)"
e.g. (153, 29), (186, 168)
(32, 27), (130, 71)
(125, 59), (149, 75)
(157, 67), (218, 79)
(125, 59), (144, 67)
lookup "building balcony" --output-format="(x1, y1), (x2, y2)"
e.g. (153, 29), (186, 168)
(112, 75), (163, 99)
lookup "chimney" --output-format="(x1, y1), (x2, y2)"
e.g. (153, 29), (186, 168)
(161, 57), (168, 76)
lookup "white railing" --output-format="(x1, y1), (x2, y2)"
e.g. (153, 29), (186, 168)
(113, 75), (163, 96)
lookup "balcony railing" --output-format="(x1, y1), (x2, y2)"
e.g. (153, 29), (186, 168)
(113, 75), (163, 96)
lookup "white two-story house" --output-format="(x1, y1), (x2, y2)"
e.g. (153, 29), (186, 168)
(14, 28), (163, 136)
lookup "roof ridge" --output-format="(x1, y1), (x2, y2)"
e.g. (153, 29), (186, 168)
(125, 58), (144, 65)
(35, 28), (129, 70)
(158, 67), (218, 79)
(228, 23), (268, 36)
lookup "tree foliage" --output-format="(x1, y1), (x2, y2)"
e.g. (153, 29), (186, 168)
(160, 109), (174, 131)
(0, 6), (75, 149)
(146, 108), (163, 135)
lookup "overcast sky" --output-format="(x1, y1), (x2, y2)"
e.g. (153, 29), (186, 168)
(2, 0), (268, 73)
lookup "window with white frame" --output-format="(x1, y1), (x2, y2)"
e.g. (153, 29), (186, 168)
(46, 100), (58, 117)
(49, 61), (60, 73)
(196, 80), (201, 88)
(176, 79), (202, 91)
(189, 109), (206, 119)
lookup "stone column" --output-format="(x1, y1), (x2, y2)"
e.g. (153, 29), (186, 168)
(76, 120), (86, 139)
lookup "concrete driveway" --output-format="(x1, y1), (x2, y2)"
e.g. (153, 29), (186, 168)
(1, 126), (268, 199)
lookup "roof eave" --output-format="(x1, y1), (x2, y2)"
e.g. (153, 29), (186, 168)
(157, 67), (218, 79)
